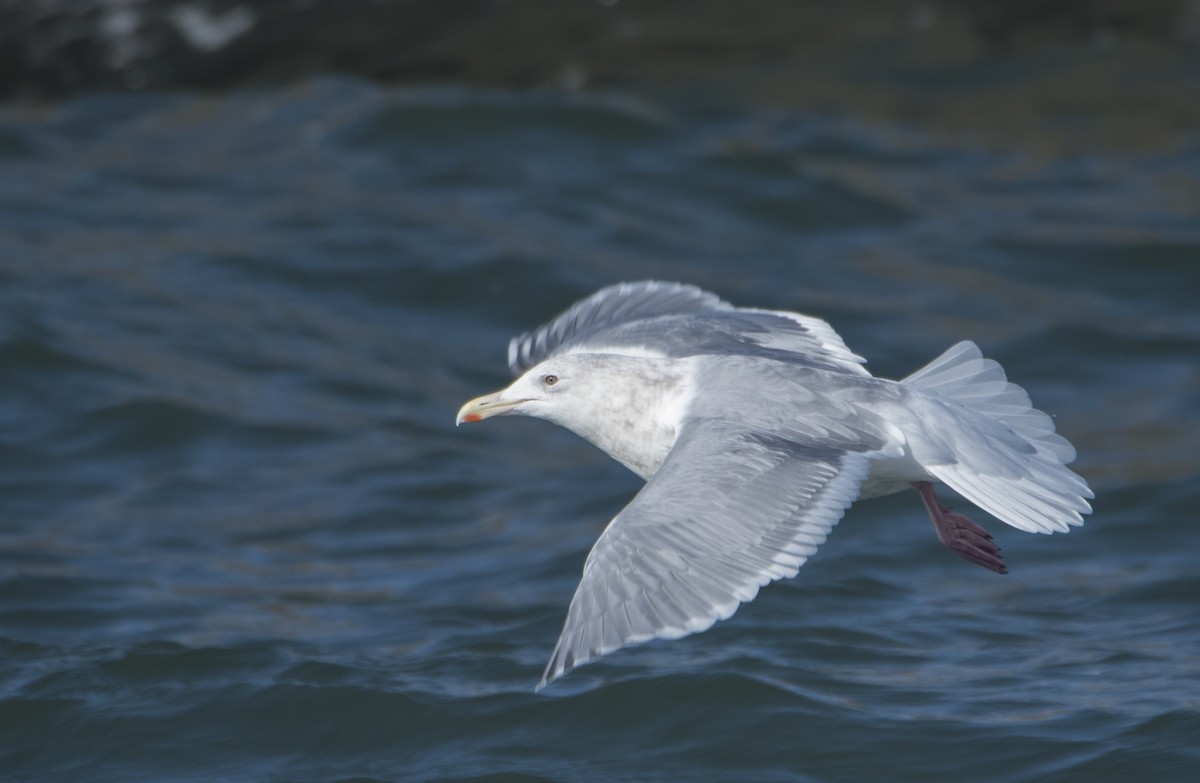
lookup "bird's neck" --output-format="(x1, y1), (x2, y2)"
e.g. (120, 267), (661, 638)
(547, 356), (695, 480)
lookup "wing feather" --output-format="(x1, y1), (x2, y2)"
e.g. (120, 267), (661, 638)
(508, 281), (868, 376)
(508, 281), (728, 373)
(538, 420), (876, 688)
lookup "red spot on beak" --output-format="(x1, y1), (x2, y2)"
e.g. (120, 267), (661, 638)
(462, 413), (482, 423)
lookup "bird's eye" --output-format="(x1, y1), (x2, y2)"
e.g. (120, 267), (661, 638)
(542, 374), (559, 387)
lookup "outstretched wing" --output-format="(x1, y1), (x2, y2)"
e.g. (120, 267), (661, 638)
(539, 418), (877, 689)
(509, 281), (869, 377)
(508, 281), (729, 373)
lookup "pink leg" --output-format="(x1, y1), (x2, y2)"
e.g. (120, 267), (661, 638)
(912, 482), (1008, 574)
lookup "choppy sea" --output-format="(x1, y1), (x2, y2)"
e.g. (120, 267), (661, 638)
(1, 78), (1198, 782)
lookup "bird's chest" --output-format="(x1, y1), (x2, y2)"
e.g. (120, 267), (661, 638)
(585, 413), (678, 480)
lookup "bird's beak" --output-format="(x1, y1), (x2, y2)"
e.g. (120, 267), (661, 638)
(456, 389), (527, 425)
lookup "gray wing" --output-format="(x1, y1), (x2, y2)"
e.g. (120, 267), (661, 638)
(538, 418), (879, 689)
(508, 281), (729, 373)
(509, 281), (868, 377)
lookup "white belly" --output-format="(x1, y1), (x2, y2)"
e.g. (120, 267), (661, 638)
(859, 448), (933, 500)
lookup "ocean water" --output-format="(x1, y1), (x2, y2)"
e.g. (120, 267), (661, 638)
(1, 78), (1198, 782)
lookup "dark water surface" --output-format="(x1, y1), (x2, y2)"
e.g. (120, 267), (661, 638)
(2, 78), (1199, 782)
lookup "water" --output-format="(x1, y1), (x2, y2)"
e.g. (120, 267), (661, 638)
(1, 77), (1198, 782)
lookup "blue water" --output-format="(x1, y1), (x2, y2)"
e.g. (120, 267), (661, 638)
(1, 78), (1199, 782)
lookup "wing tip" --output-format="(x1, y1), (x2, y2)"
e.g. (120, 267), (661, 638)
(507, 281), (733, 375)
(536, 658), (566, 692)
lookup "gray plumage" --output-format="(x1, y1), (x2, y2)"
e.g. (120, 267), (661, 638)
(457, 281), (1093, 689)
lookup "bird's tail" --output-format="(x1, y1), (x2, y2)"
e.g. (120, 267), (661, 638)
(901, 341), (1093, 534)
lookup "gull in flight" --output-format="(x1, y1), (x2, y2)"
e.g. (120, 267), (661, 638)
(457, 281), (1092, 688)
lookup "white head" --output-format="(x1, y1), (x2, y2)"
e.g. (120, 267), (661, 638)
(456, 352), (691, 478)
(456, 357), (581, 427)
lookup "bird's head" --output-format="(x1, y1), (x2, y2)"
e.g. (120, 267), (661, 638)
(456, 360), (574, 426)
(456, 351), (687, 479)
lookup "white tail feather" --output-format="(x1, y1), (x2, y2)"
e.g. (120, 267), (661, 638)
(904, 341), (1077, 463)
(902, 341), (1093, 534)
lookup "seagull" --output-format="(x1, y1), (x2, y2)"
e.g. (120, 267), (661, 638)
(457, 281), (1092, 688)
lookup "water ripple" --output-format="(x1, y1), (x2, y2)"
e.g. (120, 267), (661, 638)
(0, 80), (1197, 782)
